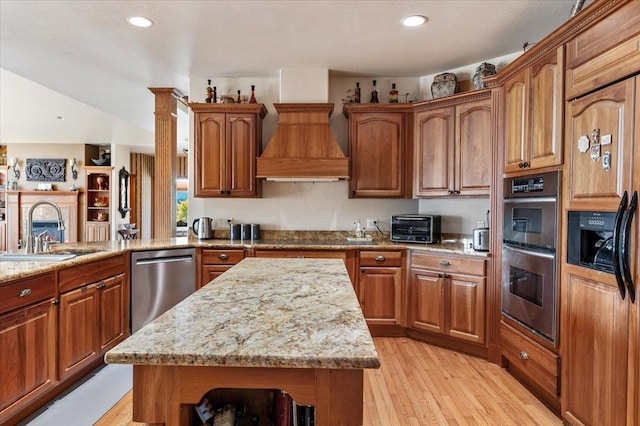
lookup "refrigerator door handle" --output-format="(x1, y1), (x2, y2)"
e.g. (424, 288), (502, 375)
(620, 191), (637, 303)
(613, 191), (628, 300)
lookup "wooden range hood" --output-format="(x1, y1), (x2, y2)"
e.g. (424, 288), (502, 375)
(256, 103), (349, 181)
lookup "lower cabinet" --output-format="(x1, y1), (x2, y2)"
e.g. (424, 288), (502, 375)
(59, 272), (126, 381)
(409, 252), (486, 344)
(0, 273), (57, 423)
(200, 249), (246, 288)
(85, 222), (110, 242)
(358, 251), (404, 326)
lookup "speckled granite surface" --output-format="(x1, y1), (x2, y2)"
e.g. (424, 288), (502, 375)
(0, 233), (487, 283)
(105, 258), (380, 369)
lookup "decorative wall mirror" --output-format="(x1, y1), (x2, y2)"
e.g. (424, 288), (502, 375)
(118, 167), (131, 218)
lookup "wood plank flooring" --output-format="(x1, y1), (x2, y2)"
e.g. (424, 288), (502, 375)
(96, 337), (561, 426)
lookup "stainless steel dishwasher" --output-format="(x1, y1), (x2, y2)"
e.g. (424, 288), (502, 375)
(130, 248), (196, 333)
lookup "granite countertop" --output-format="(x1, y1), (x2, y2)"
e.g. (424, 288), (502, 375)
(0, 235), (488, 283)
(105, 258), (380, 369)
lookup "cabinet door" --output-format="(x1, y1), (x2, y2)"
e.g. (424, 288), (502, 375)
(350, 113), (406, 197)
(448, 273), (485, 344)
(528, 47), (563, 170)
(86, 222), (110, 242)
(58, 285), (99, 381)
(201, 265), (233, 288)
(565, 78), (634, 210)
(0, 221), (6, 252)
(409, 269), (446, 334)
(98, 273), (127, 353)
(414, 107), (454, 197)
(227, 113), (260, 197)
(503, 70), (529, 173)
(194, 112), (226, 196)
(0, 300), (56, 419)
(456, 98), (491, 195)
(359, 267), (402, 325)
(562, 268), (629, 426)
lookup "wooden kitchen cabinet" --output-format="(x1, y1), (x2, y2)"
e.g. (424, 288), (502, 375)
(503, 46), (563, 173)
(561, 266), (630, 425)
(343, 104), (413, 198)
(358, 251), (404, 327)
(0, 273), (57, 423)
(58, 254), (127, 381)
(189, 103), (267, 198)
(84, 166), (113, 242)
(0, 166), (7, 251)
(414, 92), (492, 197)
(409, 252), (486, 344)
(564, 77), (634, 210)
(200, 248), (245, 288)
(565, 0), (640, 101)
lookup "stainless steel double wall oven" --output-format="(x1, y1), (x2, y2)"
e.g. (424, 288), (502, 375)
(501, 171), (560, 345)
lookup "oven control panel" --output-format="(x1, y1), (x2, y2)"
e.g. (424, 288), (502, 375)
(512, 176), (545, 193)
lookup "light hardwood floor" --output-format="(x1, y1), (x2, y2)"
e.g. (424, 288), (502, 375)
(96, 337), (561, 425)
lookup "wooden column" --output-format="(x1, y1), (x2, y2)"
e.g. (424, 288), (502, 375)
(148, 88), (182, 239)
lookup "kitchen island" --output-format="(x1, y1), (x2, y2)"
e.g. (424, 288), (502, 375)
(105, 257), (379, 425)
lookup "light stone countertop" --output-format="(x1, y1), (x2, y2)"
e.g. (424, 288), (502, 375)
(105, 257), (380, 369)
(0, 236), (487, 284)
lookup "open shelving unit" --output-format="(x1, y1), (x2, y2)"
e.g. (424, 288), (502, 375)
(84, 166), (113, 242)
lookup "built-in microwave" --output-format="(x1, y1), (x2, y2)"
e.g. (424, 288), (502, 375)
(390, 215), (441, 244)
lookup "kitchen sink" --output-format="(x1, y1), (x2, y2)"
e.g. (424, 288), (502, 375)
(0, 248), (104, 262)
(0, 252), (78, 262)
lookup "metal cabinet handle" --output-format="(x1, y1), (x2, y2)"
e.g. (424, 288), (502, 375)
(297, 255), (305, 259)
(18, 288), (32, 297)
(219, 254), (229, 260)
(52, 299), (60, 306)
(96, 282), (106, 290)
(439, 260), (450, 266)
(520, 351), (529, 360)
(438, 273), (443, 278)
(375, 255), (385, 262)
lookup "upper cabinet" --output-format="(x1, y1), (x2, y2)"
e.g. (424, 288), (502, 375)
(343, 104), (413, 198)
(413, 91), (493, 197)
(565, 0), (640, 100)
(503, 46), (564, 173)
(84, 166), (113, 242)
(189, 103), (267, 198)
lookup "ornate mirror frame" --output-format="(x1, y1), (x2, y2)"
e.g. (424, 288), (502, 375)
(118, 167), (131, 218)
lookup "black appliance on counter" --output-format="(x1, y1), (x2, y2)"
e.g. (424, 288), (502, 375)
(501, 170), (560, 345)
(390, 214), (441, 244)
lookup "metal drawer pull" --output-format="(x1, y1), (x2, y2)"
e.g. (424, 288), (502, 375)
(375, 255), (386, 262)
(18, 288), (32, 297)
(520, 351), (529, 360)
(96, 282), (106, 290)
(218, 254), (229, 260)
(439, 260), (451, 266)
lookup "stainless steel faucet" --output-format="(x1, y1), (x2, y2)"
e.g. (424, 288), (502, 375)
(25, 201), (66, 254)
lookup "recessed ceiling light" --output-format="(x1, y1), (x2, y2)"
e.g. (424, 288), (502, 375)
(402, 15), (427, 27)
(127, 16), (154, 28)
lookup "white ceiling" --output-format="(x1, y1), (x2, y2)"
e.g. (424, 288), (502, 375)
(0, 0), (588, 152)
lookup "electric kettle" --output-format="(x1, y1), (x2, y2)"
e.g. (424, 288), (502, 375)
(192, 217), (214, 240)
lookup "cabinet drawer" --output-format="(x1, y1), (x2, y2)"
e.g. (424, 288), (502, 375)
(410, 252), (485, 276)
(501, 321), (559, 398)
(202, 249), (245, 265)
(359, 251), (402, 267)
(58, 254), (125, 293)
(0, 273), (56, 313)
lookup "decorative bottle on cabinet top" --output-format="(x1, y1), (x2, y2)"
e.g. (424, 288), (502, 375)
(389, 83), (398, 103)
(213, 86), (217, 103)
(205, 79), (213, 103)
(370, 80), (379, 103)
(249, 85), (257, 103)
(354, 82), (361, 104)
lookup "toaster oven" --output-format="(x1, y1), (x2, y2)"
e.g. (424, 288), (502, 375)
(390, 215), (441, 244)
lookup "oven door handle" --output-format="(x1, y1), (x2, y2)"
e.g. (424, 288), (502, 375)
(503, 245), (555, 260)
(620, 191), (637, 303)
(503, 197), (557, 204)
(613, 191), (628, 300)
